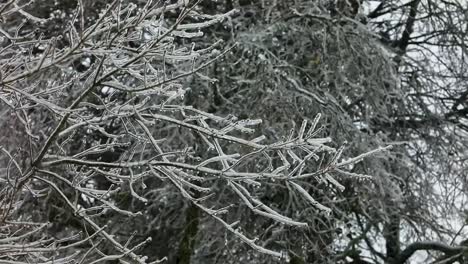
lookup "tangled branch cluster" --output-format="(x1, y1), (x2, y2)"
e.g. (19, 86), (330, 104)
(0, 1), (388, 263)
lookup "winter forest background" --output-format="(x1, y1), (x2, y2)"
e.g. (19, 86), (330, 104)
(1, 0), (468, 263)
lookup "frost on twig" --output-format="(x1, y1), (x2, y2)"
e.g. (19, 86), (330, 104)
(0, 1), (390, 263)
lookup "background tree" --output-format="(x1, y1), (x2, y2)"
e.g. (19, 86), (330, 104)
(187, 0), (468, 263)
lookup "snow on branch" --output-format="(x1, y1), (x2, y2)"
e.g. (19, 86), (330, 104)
(0, 1), (391, 263)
